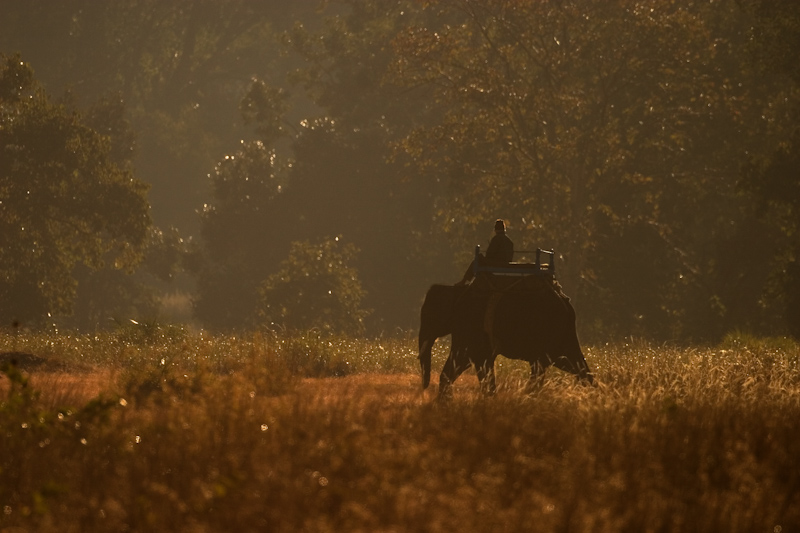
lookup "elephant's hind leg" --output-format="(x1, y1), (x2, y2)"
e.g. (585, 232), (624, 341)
(475, 358), (497, 396)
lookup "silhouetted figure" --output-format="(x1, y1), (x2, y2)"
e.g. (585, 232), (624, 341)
(455, 219), (514, 286)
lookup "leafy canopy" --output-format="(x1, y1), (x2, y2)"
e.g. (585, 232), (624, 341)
(0, 54), (151, 325)
(387, 0), (763, 338)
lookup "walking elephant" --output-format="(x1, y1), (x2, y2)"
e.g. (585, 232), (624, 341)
(418, 277), (593, 396)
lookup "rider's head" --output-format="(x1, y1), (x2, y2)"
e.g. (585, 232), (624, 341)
(494, 219), (506, 233)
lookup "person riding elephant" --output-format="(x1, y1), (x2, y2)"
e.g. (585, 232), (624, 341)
(455, 219), (514, 287)
(418, 280), (593, 396)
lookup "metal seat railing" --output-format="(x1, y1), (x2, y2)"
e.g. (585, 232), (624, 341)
(472, 245), (556, 278)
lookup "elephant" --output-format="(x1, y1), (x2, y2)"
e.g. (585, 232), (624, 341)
(418, 276), (593, 396)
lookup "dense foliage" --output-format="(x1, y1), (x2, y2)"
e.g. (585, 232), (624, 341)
(389, 0), (764, 339)
(1, 1), (799, 341)
(0, 55), (151, 326)
(193, 140), (287, 329)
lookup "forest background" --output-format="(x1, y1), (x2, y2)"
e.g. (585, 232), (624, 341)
(1, 0), (798, 343)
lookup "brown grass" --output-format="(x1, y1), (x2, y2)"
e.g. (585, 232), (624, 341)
(1, 331), (799, 532)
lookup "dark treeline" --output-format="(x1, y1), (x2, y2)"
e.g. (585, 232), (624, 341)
(1, 0), (798, 342)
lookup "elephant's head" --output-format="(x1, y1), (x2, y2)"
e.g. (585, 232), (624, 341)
(418, 284), (467, 389)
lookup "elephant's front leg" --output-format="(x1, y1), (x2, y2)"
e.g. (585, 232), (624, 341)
(551, 355), (594, 385)
(438, 348), (471, 399)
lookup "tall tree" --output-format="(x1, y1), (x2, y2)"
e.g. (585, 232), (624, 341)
(0, 55), (151, 325)
(388, 0), (761, 339)
(278, 0), (455, 331)
(195, 2), (452, 332)
(0, 1), (313, 236)
(193, 139), (289, 330)
(259, 236), (369, 335)
(738, 0), (800, 337)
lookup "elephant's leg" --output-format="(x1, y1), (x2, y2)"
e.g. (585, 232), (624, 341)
(474, 357), (497, 396)
(525, 359), (547, 393)
(438, 351), (471, 398)
(551, 355), (594, 384)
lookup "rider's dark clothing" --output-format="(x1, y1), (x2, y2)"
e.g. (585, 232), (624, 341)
(485, 232), (514, 266)
(457, 231), (514, 285)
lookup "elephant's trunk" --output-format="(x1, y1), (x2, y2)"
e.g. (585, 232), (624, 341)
(419, 336), (433, 389)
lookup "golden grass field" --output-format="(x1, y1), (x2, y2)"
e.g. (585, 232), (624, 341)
(1, 328), (799, 532)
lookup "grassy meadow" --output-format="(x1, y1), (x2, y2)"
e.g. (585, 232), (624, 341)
(1, 326), (799, 532)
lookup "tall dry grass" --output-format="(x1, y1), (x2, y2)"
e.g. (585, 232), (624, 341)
(1, 329), (798, 532)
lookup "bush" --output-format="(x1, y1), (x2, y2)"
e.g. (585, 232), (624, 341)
(259, 237), (370, 335)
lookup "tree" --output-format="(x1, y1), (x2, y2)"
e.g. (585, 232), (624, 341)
(271, 1), (455, 330)
(0, 55), (151, 325)
(56, 87), (188, 330)
(66, 226), (190, 330)
(259, 236), (369, 335)
(737, 0), (800, 337)
(0, 1), (316, 237)
(193, 139), (289, 330)
(195, 2), (452, 332)
(388, 0), (761, 339)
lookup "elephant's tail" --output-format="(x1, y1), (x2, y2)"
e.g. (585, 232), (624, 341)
(419, 336), (433, 389)
(561, 297), (594, 385)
